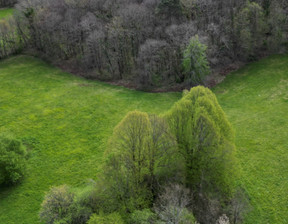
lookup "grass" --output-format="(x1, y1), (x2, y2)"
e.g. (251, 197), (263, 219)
(213, 55), (288, 223)
(0, 8), (14, 20)
(0, 55), (287, 223)
(0, 56), (181, 223)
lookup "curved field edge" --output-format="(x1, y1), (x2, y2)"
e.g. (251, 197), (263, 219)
(0, 55), (287, 223)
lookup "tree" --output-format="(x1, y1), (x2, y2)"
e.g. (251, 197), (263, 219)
(266, 0), (287, 52)
(129, 209), (158, 224)
(234, 1), (266, 59)
(165, 86), (237, 222)
(154, 184), (195, 224)
(102, 111), (178, 213)
(137, 39), (179, 88)
(0, 135), (27, 185)
(156, 0), (183, 20)
(182, 35), (210, 86)
(165, 86), (237, 203)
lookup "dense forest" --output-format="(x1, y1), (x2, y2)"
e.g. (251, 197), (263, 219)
(0, 0), (287, 88)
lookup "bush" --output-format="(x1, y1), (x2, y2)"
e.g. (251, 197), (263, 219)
(39, 185), (75, 224)
(39, 185), (93, 224)
(0, 135), (27, 185)
(87, 212), (124, 224)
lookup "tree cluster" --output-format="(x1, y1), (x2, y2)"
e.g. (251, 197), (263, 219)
(11, 0), (287, 88)
(40, 86), (246, 224)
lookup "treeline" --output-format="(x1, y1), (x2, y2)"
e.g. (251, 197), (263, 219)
(0, 0), (17, 7)
(39, 87), (249, 224)
(10, 0), (288, 88)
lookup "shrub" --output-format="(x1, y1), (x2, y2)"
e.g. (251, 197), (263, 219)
(0, 135), (27, 185)
(39, 185), (93, 224)
(39, 185), (75, 224)
(87, 212), (124, 224)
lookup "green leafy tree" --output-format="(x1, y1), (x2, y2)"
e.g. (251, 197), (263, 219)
(182, 35), (210, 86)
(0, 135), (27, 185)
(165, 86), (237, 197)
(129, 209), (158, 224)
(102, 111), (178, 213)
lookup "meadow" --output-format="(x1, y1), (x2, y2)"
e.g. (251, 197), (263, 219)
(0, 55), (287, 223)
(0, 8), (13, 20)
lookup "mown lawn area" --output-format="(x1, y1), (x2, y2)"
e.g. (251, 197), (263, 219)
(0, 8), (14, 20)
(0, 55), (287, 223)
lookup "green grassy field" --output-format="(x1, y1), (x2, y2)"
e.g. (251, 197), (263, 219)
(0, 8), (14, 20)
(0, 55), (287, 223)
(214, 55), (288, 223)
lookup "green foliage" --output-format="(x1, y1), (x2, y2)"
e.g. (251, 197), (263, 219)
(0, 135), (27, 185)
(129, 209), (157, 224)
(87, 212), (124, 224)
(182, 36), (210, 86)
(102, 111), (178, 213)
(39, 185), (93, 224)
(165, 86), (236, 197)
(39, 185), (75, 224)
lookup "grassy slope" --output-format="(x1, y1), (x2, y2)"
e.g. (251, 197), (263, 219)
(0, 55), (287, 223)
(214, 55), (288, 223)
(0, 8), (14, 20)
